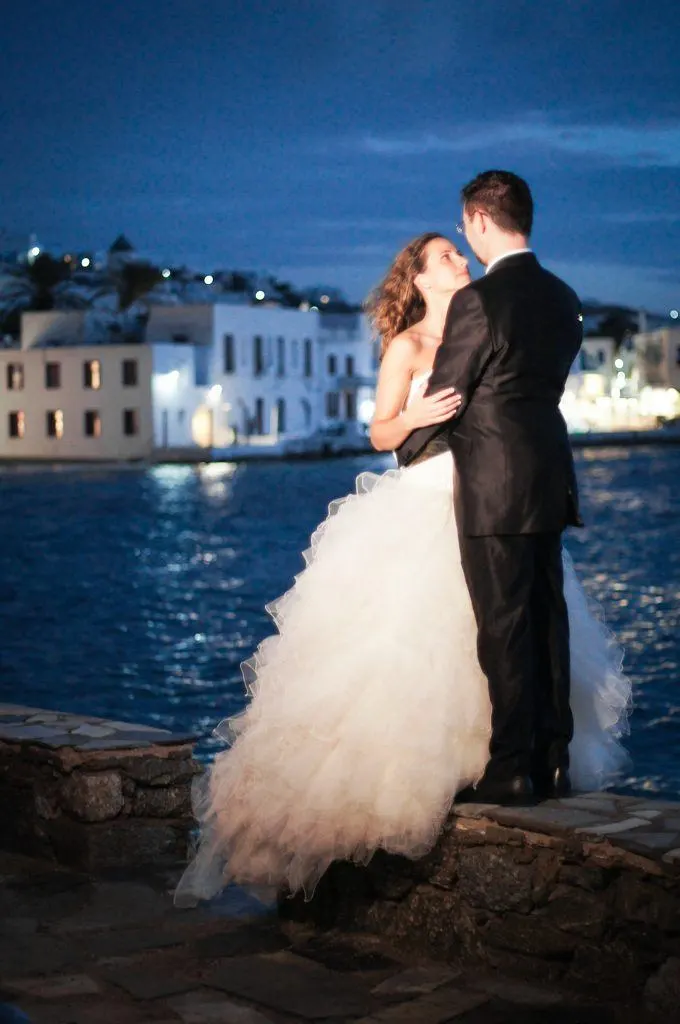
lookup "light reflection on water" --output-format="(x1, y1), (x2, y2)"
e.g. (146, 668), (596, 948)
(0, 446), (679, 796)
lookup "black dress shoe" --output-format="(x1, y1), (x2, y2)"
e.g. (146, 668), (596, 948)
(456, 774), (535, 807)
(533, 766), (572, 801)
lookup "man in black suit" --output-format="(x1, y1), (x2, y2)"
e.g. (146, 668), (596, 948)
(396, 170), (583, 805)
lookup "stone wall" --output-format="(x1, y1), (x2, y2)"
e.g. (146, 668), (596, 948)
(280, 793), (680, 1015)
(0, 704), (201, 871)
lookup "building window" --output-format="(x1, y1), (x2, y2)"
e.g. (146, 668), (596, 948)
(291, 340), (299, 371)
(123, 409), (139, 436)
(304, 338), (313, 378)
(276, 398), (286, 433)
(45, 362), (61, 389)
(253, 335), (264, 376)
(83, 359), (102, 390)
(277, 336), (285, 377)
(6, 364), (24, 390)
(598, 350), (606, 365)
(676, 345), (680, 366)
(345, 391), (357, 420)
(224, 334), (235, 374)
(254, 398), (265, 435)
(122, 359), (138, 387)
(8, 411), (25, 438)
(325, 392), (340, 418)
(172, 332), (190, 343)
(84, 410), (102, 437)
(327, 354), (337, 376)
(46, 410), (64, 438)
(178, 409), (186, 424)
(346, 355), (355, 377)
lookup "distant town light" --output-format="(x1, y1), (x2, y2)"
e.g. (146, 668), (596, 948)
(310, 305), (319, 311)
(358, 398), (376, 424)
(64, 254), (72, 263)
(162, 268), (171, 279)
(320, 294), (330, 304)
(671, 309), (679, 320)
(81, 257), (91, 268)
(207, 384), (223, 406)
(614, 358), (624, 369)
(578, 314), (583, 322)
(204, 275), (214, 285)
(255, 290), (265, 301)
(617, 371), (626, 382)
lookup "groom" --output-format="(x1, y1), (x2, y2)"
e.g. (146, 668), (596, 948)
(396, 170), (583, 806)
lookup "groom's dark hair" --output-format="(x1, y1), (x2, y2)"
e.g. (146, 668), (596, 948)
(461, 170), (533, 236)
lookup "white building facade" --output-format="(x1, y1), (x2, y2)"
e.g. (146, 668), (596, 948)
(0, 305), (377, 461)
(0, 342), (153, 460)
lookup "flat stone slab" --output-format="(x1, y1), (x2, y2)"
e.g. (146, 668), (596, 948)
(4, 973), (101, 998)
(357, 986), (489, 1023)
(451, 793), (680, 864)
(167, 991), (276, 1023)
(0, 703), (197, 751)
(103, 965), (200, 999)
(205, 953), (374, 1018)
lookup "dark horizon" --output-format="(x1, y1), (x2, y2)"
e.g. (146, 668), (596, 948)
(1, 1), (678, 312)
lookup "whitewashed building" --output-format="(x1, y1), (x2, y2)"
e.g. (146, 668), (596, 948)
(0, 305), (377, 461)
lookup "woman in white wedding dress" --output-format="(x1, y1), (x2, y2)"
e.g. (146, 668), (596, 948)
(174, 233), (631, 907)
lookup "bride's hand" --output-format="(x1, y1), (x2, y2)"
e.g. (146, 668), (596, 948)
(402, 385), (462, 429)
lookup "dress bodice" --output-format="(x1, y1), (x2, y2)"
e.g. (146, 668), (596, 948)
(401, 370), (453, 490)
(405, 371), (432, 409)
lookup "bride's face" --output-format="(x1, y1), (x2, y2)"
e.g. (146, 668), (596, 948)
(419, 237), (471, 295)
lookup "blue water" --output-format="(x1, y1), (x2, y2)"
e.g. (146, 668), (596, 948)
(1, 448), (679, 796)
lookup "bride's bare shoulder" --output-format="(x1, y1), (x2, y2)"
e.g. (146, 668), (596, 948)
(381, 330), (421, 371)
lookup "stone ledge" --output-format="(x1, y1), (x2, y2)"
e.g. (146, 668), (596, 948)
(280, 791), (680, 1011)
(0, 703), (201, 871)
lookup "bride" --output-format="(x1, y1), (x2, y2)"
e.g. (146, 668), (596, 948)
(174, 232), (631, 907)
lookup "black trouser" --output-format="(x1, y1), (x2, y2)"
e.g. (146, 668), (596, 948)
(459, 532), (573, 782)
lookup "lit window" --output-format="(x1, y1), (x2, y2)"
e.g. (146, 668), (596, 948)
(83, 359), (102, 390)
(6, 364), (24, 390)
(45, 363), (61, 389)
(8, 411), (25, 438)
(46, 410), (64, 438)
(84, 410), (101, 437)
(123, 409), (139, 436)
(122, 360), (138, 387)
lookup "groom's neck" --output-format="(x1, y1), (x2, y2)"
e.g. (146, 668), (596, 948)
(483, 232), (530, 267)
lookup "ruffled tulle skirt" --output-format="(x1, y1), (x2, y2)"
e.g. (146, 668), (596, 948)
(174, 454), (631, 906)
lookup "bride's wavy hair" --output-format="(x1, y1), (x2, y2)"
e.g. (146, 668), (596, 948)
(365, 232), (444, 359)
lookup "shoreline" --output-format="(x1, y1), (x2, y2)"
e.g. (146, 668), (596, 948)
(1, 427), (680, 470)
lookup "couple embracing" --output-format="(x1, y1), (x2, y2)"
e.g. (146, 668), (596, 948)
(176, 170), (631, 906)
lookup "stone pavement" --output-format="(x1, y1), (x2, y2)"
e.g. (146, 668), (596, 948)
(0, 852), (637, 1024)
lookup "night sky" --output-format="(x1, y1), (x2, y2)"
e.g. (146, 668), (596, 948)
(1, 1), (678, 311)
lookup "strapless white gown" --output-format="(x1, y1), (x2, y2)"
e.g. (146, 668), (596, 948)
(175, 372), (631, 906)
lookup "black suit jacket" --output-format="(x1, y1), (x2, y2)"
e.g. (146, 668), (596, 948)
(395, 253), (583, 537)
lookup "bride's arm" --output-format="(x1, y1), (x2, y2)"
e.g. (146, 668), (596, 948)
(370, 337), (461, 452)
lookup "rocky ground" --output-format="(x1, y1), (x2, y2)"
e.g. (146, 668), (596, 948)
(0, 851), (639, 1024)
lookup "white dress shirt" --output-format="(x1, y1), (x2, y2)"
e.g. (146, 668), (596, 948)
(485, 248), (533, 274)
